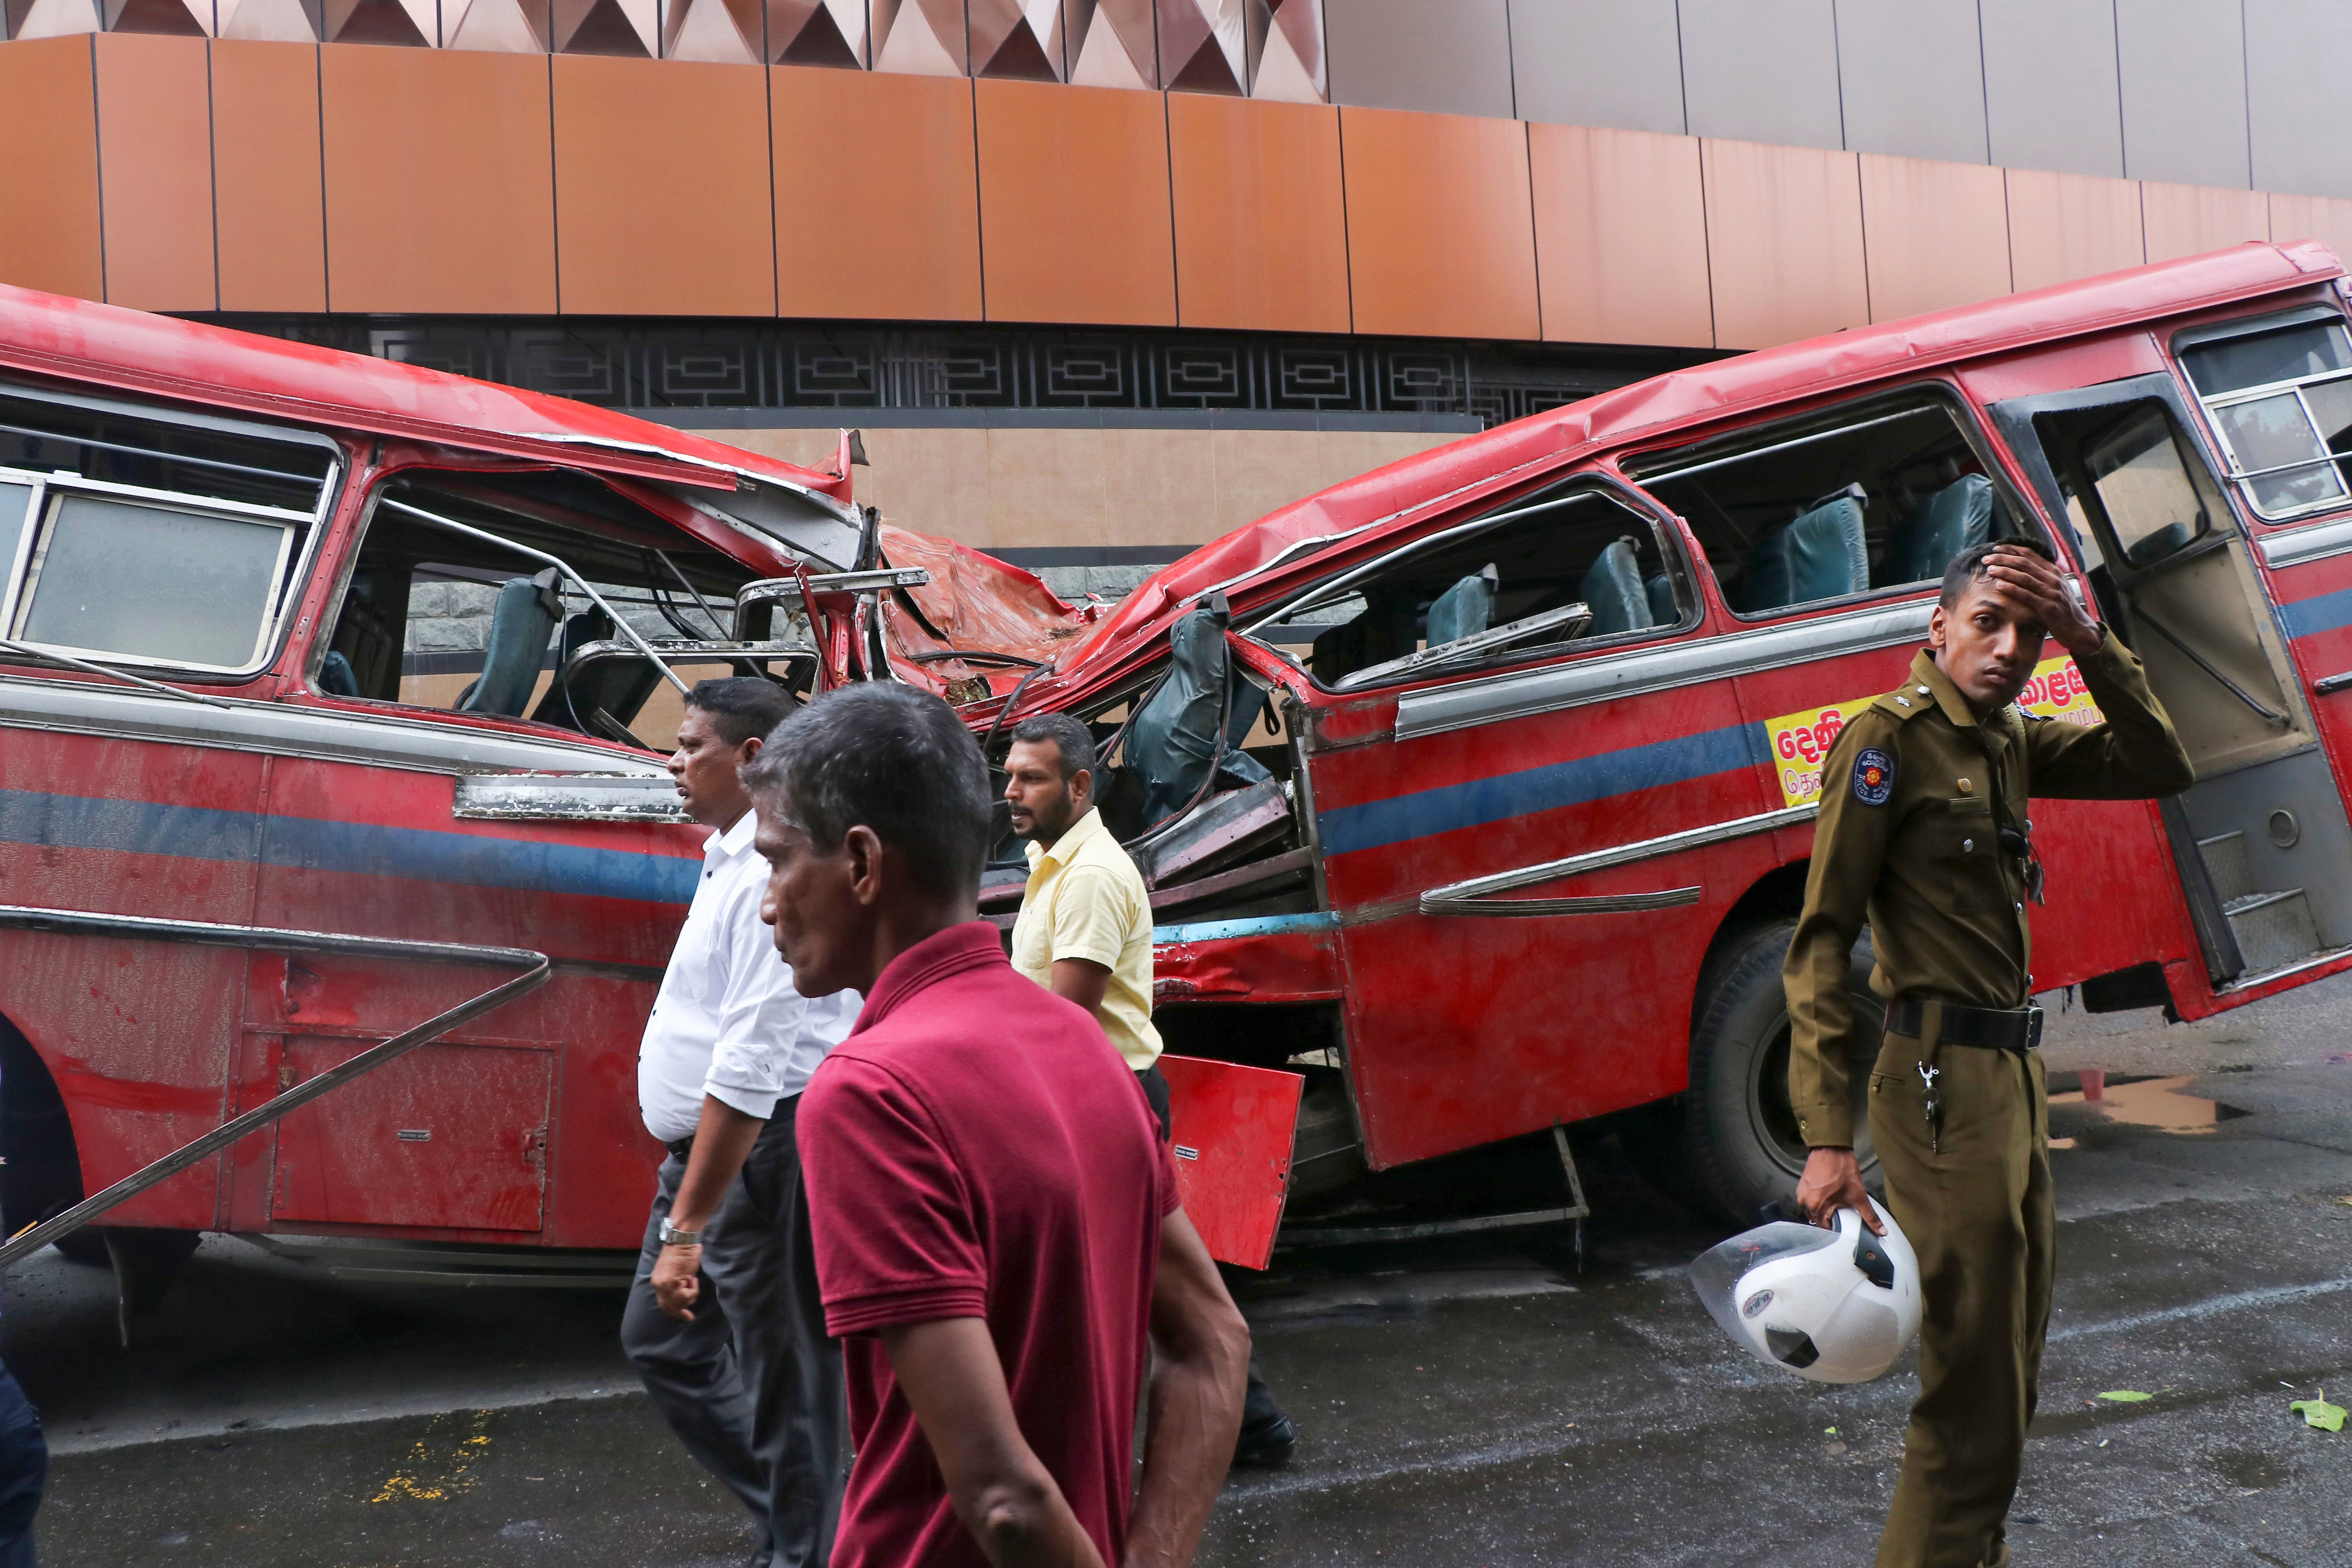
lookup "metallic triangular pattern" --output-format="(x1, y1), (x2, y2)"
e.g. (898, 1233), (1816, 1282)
(1065, 0), (1151, 88)
(1248, 0), (1321, 102)
(768, 0), (864, 65)
(870, 0), (966, 75)
(552, 0), (656, 53)
(443, 0), (550, 51)
(1160, 0), (1243, 94)
(102, 0), (213, 33)
(663, 0), (758, 62)
(215, 0), (321, 36)
(970, 0), (1062, 80)
(9, 0), (105, 36)
(322, 0), (434, 43)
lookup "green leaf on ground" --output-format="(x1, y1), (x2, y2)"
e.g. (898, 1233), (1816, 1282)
(2098, 1390), (2153, 1403)
(2290, 1389), (2346, 1432)
(1823, 1427), (1837, 1436)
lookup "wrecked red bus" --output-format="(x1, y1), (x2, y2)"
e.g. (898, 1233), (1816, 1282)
(13, 240), (2352, 1294)
(918, 240), (2352, 1245)
(0, 285), (1090, 1301)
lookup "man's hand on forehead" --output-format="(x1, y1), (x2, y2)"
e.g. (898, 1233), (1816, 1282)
(1978, 543), (2102, 658)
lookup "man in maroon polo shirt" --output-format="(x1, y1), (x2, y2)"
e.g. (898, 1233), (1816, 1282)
(741, 682), (1248, 1568)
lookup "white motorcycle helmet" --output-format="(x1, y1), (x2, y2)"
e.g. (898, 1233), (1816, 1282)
(1689, 1206), (1922, 1385)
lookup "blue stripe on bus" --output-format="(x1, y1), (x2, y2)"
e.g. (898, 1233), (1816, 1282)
(1315, 720), (1764, 858)
(1152, 911), (1341, 946)
(2278, 585), (2352, 640)
(0, 788), (699, 906)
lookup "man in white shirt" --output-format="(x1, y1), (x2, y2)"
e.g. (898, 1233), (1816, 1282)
(622, 677), (858, 1568)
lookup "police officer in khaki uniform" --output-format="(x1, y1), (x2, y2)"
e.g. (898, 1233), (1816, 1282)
(1786, 538), (2192, 1568)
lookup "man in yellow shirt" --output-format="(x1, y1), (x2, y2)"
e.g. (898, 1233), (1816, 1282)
(1002, 711), (1296, 1468)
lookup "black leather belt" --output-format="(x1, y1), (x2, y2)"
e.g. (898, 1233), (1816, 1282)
(665, 1136), (694, 1161)
(1887, 997), (2044, 1050)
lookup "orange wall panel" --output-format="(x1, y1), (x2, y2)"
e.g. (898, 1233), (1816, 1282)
(2004, 169), (2143, 294)
(2269, 193), (2352, 270)
(975, 79), (1175, 327)
(1701, 138), (1868, 350)
(94, 34), (215, 312)
(1529, 123), (1710, 349)
(2141, 181), (2270, 267)
(1168, 94), (1349, 335)
(1860, 154), (2011, 324)
(321, 48), (556, 314)
(1340, 106), (1537, 340)
(0, 38), (103, 302)
(771, 66), (981, 321)
(554, 57), (773, 317)
(212, 41), (327, 314)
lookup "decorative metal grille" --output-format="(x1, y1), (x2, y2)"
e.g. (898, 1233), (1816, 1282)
(218, 315), (1710, 427)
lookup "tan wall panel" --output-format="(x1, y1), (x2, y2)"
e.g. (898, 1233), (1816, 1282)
(2004, 168), (2145, 293)
(1860, 153), (2011, 323)
(2268, 193), (2352, 268)
(321, 49), (557, 314)
(553, 58), (773, 316)
(1700, 138), (1867, 350)
(93, 34), (214, 312)
(0, 38), (103, 301)
(975, 79), (1176, 327)
(1341, 107), (1538, 340)
(1168, 94), (1350, 335)
(705, 425), (1465, 552)
(213, 42), (326, 314)
(2141, 180), (2271, 266)
(1529, 122), (1710, 348)
(771, 67), (981, 321)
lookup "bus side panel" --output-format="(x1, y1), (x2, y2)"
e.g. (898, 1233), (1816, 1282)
(247, 756), (699, 1249)
(0, 724), (265, 1230)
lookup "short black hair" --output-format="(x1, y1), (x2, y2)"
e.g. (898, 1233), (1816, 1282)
(684, 677), (795, 748)
(740, 683), (993, 900)
(1007, 712), (1096, 782)
(1939, 536), (2055, 608)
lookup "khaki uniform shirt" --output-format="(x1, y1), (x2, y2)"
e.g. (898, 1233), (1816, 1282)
(1786, 629), (2193, 1146)
(1011, 806), (1164, 1071)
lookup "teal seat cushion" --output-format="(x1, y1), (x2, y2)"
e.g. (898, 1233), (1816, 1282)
(1892, 474), (1995, 585)
(1578, 538), (1654, 637)
(1742, 498), (1867, 612)
(1425, 566), (1496, 647)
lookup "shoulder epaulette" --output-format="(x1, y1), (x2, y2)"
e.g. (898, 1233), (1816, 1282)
(1870, 687), (1933, 722)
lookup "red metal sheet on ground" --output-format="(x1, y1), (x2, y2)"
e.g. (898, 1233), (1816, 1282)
(1158, 1055), (1302, 1270)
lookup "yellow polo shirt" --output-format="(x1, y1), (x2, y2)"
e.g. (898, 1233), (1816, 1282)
(1010, 806), (1163, 1071)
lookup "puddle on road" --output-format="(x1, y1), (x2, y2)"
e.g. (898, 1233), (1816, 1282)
(2047, 1074), (2251, 1149)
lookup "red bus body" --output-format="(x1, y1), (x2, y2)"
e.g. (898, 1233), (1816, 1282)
(9, 242), (2352, 1260)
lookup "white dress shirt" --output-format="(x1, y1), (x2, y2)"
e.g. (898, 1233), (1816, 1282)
(638, 809), (858, 1145)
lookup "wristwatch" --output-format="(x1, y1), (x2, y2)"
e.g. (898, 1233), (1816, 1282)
(658, 1217), (703, 1247)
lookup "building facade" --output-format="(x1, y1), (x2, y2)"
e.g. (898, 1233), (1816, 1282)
(5, 0), (2352, 603)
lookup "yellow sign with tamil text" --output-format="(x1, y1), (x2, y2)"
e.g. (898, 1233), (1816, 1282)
(1764, 656), (2105, 808)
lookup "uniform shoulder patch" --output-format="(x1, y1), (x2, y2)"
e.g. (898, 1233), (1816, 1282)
(1851, 746), (1897, 806)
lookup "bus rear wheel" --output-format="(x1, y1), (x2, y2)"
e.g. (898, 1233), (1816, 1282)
(1679, 918), (1883, 1225)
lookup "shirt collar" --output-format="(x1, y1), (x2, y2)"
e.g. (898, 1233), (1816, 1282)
(1026, 805), (1105, 872)
(706, 808), (759, 863)
(851, 921), (1008, 1035)
(1910, 648), (2013, 757)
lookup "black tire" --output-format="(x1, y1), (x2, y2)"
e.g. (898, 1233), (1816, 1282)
(0, 1019), (101, 1263)
(1679, 918), (1884, 1225)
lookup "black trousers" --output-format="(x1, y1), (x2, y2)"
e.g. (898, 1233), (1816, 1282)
(621, 1098), (844, 1568)
(0, 1359), (42, 1568)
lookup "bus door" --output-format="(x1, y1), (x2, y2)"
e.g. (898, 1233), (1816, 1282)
(1989, 370), (2352, 987)
(1259, 474), (1769, 1170)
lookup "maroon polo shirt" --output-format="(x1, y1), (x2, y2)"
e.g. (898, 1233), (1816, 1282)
(799, 920), (1177, 1568)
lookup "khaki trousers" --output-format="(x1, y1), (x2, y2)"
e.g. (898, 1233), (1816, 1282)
(1866, 1012), (2054, 1568)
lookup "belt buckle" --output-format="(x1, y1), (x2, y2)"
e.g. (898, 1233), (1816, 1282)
(2024, 1006), (2044, 1051)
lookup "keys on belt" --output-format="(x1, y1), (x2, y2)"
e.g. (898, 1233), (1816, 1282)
(1917, 1062), (1944, 1154)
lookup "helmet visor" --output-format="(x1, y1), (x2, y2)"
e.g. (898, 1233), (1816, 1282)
(1687, 1220), (1842, 1350)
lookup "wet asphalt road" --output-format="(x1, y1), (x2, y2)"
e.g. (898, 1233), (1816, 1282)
(14, 978), (2352, 1568)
